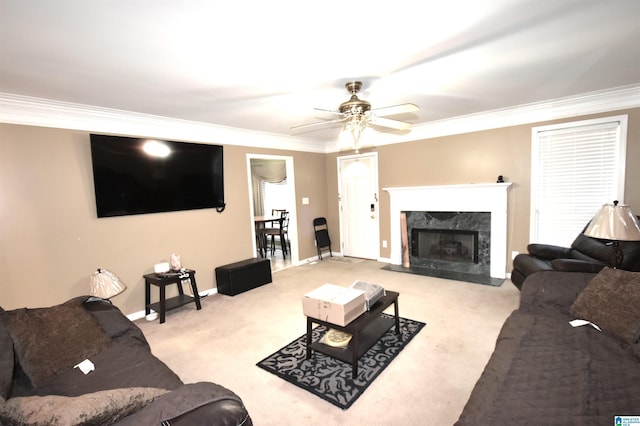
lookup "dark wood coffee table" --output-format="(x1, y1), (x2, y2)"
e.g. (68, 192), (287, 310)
(305, 290), (400, 378)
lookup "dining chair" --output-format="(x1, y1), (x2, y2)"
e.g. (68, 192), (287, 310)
(264, 211), (289, 258)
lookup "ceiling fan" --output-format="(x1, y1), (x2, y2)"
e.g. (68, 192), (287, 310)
(291, 81), (419, 133)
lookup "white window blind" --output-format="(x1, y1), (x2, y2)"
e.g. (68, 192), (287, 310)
(530, 115), (627, 246)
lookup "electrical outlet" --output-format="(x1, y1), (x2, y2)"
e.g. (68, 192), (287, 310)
(511, 250), (519, 260)
(382, 240), (388, 248)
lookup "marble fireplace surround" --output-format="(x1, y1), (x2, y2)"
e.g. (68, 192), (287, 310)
(384, 183), (512, 279)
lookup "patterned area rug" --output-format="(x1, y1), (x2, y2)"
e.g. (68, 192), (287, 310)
(256, 315), (426, 409)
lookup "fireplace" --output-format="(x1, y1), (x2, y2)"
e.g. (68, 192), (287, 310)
(412, 229), (479, 264)
(383, 183), (512, 282)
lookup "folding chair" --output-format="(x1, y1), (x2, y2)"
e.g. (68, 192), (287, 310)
(313, 217), (333, 260)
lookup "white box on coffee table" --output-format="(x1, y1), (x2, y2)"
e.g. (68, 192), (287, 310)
(302, 283), (366, 326)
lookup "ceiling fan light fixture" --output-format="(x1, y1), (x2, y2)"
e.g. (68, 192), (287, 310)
(291, 80), (418, 150)
(340, 114), (371, 153)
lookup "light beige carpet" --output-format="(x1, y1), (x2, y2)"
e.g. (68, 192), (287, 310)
(136, 258), (520, 426)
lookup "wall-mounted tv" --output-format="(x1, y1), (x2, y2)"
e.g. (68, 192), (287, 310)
(90, 134), (224, 217)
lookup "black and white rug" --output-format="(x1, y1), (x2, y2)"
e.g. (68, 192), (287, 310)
(256, 314), (426, 409)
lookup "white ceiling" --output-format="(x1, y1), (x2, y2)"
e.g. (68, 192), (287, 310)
(1, 0), (640, 149)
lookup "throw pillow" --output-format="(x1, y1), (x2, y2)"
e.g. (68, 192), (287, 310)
(5, 299), (113, 387)
(571, 267), (640, 344)
(0, 387), (168, 426)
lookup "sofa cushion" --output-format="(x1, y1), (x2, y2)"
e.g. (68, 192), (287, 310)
(0, 387), (167, 426)
(456, 307), (640, 424)
(0, 308), (14, 399)
(571, 267), (640, 344)
(5, 299), (113, 387)
(550, 259), (605, 273)
(35, 341), (183, 397)
(519, 271), (594, 315)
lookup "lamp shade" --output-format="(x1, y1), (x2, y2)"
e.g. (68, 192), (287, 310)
(90, 268), (127, 299)
(583, 201), (640, 241)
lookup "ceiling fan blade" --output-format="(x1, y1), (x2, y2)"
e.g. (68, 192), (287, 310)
(370, 116), (412, 130)
(290, 117), (347, 131)
(371, 103), (419, 117)
(313, 108), (343, 117)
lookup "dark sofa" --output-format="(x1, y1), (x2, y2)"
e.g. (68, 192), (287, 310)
(511, 220), (640, 289)
(456, 269), (640, 424)
(1, 296), (252, 425)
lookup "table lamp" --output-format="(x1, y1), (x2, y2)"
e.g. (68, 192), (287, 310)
(90, 268), (127, 300)
(583, 200), (640, 268)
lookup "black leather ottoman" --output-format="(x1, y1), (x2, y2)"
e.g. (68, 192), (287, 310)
(215, 258), (272, 296)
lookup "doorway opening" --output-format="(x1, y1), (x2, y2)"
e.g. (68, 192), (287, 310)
(246, 154), (298, 270)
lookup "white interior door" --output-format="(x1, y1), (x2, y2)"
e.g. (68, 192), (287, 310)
(338, 153), (379, 259)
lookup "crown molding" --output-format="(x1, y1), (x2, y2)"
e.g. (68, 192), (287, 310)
(368, 83), (640, 149)
(0, 93), (326, 153)
(2, 84), (639, 154)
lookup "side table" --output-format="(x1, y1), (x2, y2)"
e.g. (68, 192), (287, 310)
(144, 269), (202, 324)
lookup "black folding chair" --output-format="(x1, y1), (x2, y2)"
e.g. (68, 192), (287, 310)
(313, 217), (333, 260)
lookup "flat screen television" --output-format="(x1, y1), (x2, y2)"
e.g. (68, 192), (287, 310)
(90, 134), (225, 217)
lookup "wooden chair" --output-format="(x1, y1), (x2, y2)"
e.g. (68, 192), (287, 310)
(264, 211), (289, 258)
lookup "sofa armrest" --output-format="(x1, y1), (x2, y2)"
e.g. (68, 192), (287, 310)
(550, 259), (606, 273)
(527, 243), (572, 260)
(115, 382), (251, 426)
(163, 399), (253, 426)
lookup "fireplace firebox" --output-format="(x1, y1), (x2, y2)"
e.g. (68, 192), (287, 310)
(411, 229), (479, 264)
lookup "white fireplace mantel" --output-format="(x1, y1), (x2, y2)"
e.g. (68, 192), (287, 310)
(383, 183), (512, 278)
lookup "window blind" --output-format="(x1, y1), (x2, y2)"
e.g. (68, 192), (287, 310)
(531, 116), (626, 246)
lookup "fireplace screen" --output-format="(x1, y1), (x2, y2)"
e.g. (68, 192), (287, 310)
(411, 229), (479, 264)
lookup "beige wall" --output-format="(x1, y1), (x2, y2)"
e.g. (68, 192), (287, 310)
(325, 107), (640, 267)
(2, 107), (638, 314)
(0, 125), (328, 314)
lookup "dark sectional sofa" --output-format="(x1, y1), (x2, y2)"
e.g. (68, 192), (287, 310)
(1, 296), (252, 425)
(456, 268), (640, 425)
